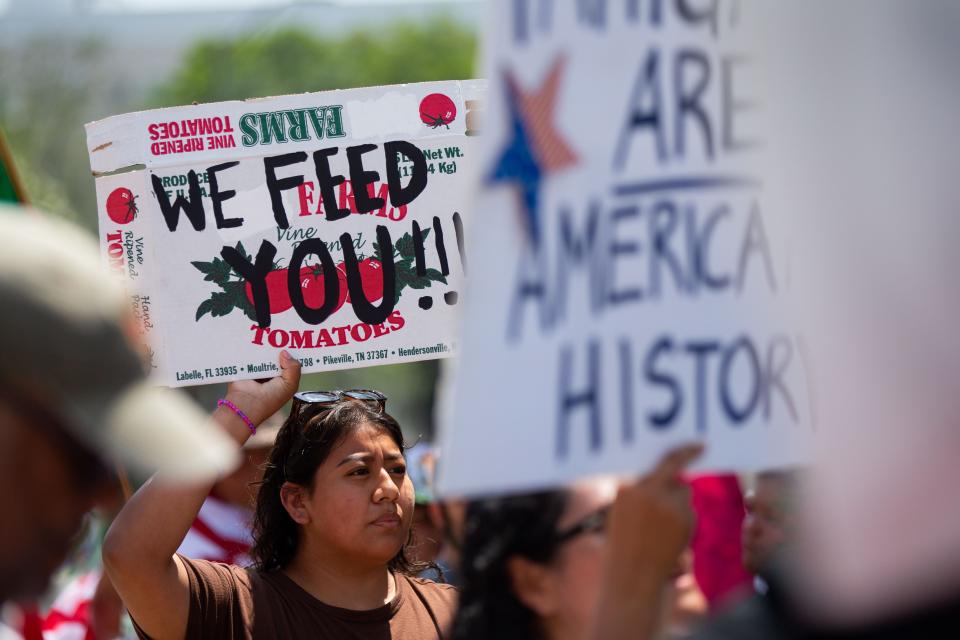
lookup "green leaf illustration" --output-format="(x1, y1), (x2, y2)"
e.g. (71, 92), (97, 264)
(195, 246), (254, 322)
(394, 232), (414, 258)
(191, 258), (232, 285)
(208, 291), (236, 317)
(195, 298), (216, 321)
(396, 229), (430, 258)
(402, 268), (431, 290)
(225, 281), (257, 322)
(191, 260), (214, 275)
(209, 258), (233, 285)
(424, 268), (448, 285)
(195, 275), (256, 322)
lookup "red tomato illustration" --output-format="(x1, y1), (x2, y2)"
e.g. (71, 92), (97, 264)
(106, 187), (139, 225)
(357, 258), (385, 302)
(245, 265), (350, 316)
(300, 263), (348, 312)
(245, 269), (293, 314)
(419, 93), (457, 129)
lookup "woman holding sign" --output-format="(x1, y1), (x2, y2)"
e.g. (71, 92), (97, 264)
(103, 351), (456, 639)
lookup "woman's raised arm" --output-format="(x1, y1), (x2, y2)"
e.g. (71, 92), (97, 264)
(102, 351), (300, 640)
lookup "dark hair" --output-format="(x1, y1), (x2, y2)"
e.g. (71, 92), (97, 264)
(251, 398), (427, 575)
(449, 490), (570, 640)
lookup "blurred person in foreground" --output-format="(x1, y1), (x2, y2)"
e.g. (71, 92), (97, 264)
(41, 422), (285, 639)
(694, 1), (960, 632)
(450, 445), (702, 640)
(0, 206), (237, 624)
(103, 371), (457, 639)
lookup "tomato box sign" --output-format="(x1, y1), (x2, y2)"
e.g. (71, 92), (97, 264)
(86, 81), (483, 386)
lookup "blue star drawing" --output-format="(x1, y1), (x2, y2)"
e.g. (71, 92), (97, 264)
(487, 56), (578, 248)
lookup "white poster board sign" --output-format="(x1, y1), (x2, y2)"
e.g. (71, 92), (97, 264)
(87, 81), (483, 387)
(438, 4), (810, 496)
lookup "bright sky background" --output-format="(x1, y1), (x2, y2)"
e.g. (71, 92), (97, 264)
(105, 0), (474, 7)
(0, 0), (477, 14)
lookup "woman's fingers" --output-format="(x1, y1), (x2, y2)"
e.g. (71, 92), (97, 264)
(259, 350), (301, 409)
(647, 443), (704, 485)
(224, 351), (302, 425)
(603, 446), (705, 585)
(277, 349), (302, 387)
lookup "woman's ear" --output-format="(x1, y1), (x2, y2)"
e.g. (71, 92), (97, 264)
(280, 481), (310, 525)
(507, 555), (559, 617)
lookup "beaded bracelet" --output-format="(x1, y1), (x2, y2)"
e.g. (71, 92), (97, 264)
(217, 398), (256, 435)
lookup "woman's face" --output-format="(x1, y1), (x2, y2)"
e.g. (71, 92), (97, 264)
(298, 422), (414, 568)
(516, 479), (680, 640)
(544, 479), (618, 638)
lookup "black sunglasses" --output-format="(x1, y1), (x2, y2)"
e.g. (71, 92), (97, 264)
(553, 505), (610, 545)
(283, 389), (388, 478)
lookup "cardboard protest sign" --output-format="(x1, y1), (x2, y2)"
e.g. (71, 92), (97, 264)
(438, 4), (811, 496)
(86, 81), (482, 386)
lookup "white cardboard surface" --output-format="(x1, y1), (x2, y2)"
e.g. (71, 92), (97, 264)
(438, 6), (810, 496)
(88, 80), (484, 386)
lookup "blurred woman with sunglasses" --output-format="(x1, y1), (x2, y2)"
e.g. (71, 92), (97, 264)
(102, 351), (456, 639)
(450, 445), (703, 640)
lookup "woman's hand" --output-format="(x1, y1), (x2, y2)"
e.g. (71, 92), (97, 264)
(588, 444), (704, 640)
(607, 444), (703, 583)
(224, 350), (301, 426)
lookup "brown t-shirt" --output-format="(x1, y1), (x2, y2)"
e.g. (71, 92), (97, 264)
(134, 556), (457, 640)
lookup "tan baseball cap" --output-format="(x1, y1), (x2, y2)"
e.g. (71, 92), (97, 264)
(0, 205), (239, 480)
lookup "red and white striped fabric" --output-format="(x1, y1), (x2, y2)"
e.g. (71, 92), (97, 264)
(176, 495), (254, 567)
(35, 496), (254, 640)
(1, 602), (44, 640)
(41, 572), (98, 640)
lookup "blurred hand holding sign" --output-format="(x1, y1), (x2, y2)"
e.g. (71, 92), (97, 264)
(438, 2), (811, 497)
(86, 81), (483, 386)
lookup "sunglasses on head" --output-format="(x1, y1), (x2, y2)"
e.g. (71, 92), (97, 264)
(283, 389), (388, 478)
(291, 389), (388, 415)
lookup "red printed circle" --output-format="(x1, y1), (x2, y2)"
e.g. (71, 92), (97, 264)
(419, 93), (457, 128)
(106, 187), (139, 225)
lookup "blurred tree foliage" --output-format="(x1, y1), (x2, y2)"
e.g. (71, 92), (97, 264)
(0, 37), (118, 228)
(155, 18), (477, 105)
